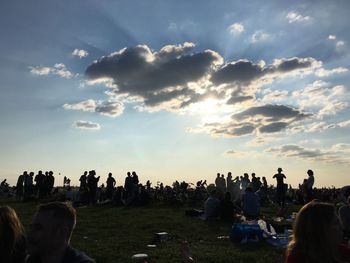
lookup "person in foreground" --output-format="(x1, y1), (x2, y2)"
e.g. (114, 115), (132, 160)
(285, 201), (350, 263)
(0, 206), (26, 263)
(27, 201), (95, 263)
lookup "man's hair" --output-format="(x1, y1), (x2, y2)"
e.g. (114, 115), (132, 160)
(37, 202), (76, 235)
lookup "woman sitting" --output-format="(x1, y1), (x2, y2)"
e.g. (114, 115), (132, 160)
(0, 206), (26, 263)
(286, 201), (350, 263)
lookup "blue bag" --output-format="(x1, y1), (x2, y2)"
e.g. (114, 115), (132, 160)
(230, 223), (263, 243)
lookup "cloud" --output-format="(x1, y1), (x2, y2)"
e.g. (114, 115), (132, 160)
(72, 49), (89, 58)
(328, 35), (336, 40)
(315, 67), (348, 77)
(190, 104), (311, 138)
(251, 31), (269, 43)
(224, 150), (246, 157)
(95, 100), (124, 117)
(289, 119), (350, 134)
(292, 80), (348, 118)
(63, 99), (96, 112)
(266, 144), (350, 164)
(63, 99), (124, 117)
(233, 104), (311, 122)
(286, 12), (311, 23)
(261, 89), (289, 102)
(30, 63), (73, 78)
(75, 43), (346, 141)
(228, 23), (244, 34)
(85, 43), (224, 111)
(73, 120), (101, 130)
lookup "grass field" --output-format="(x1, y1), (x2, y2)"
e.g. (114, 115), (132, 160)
(0, 198), (297, 263)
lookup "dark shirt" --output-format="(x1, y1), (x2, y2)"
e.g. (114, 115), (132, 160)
(27, 246), (95, 263)
(273, 173), (286, 186)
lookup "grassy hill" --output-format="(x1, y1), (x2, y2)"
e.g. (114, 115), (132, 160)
(1, 198), (292, 263)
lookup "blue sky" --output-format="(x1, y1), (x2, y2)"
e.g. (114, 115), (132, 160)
(1, 0), (349, 187)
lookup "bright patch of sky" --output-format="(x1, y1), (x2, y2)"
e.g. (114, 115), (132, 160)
(0, 0), (349, 187)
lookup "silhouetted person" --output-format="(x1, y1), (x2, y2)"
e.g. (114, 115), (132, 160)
(215, 173), (221, 188)
(47, 171), (55, 195)
(305, 169), (314, 202)
(87, 170), (99, 204)
(79, 171), (87, 191)
(26, 202), (95, 263)
(106, 173), (116, 200)
(241, 173), (250, 191)
(203, 190), (220, 220)
(273, 168), (286, 207)
(132, 171), (139, 185)
(16, 172), (25, 201)
(226, 172), (234, 200)
(219, 192), (235, 221)
(146, 180), (151, 191)
(242, 185), (260, 220)
(124, 172), (133, 198)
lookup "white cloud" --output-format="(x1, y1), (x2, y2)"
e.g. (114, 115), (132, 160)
(63, 99), (124, 117)
(224, 150), (246, 157)
(72, 49), (89, 58)
(30, 63), (73, 78)
(266, 144), (350, 164)
(315, 67), (348, 77)
(336, 41), (345, 47)
(63, 99), (96, 112)
(328, 35), (336, 40)
(286, 11), (311, 23)
(73, 120), (101, 130)
(251, 31), (269, 43)
(228, 23), (244, 35)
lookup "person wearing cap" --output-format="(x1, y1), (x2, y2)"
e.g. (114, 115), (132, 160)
(273, 168), (287, 207)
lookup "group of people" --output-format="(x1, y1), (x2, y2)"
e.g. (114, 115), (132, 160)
(0, 202), (95, 263)
(15, 171), (55, 201)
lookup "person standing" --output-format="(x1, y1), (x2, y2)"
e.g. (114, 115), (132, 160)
(273, 168), (287, 207)
(305, 169), (314, 202)
(106, 173), (116, 200)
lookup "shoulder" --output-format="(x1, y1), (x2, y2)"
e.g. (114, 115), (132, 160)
(285, 250), (304, 263)
(63, 246), (96, 263)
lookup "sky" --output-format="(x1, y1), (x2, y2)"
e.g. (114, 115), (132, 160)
(0, 0), (349, 188)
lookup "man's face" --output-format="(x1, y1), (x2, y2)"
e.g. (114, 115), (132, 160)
(27, 211), (61, 256)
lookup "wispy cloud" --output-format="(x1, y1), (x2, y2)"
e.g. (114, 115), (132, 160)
(63, 99), (124, 117)
(286, 11), (311, 23)
(228, 23), (244, 35)
(266, 144), (350, 164)
(72, 49), (89, 58)
(30, 63), (73, 78)
(250, 31), (269, 43)
(73, 120), (101, 130)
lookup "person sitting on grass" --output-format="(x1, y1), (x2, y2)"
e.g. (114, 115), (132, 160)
(241, 185), (260, 220)
(339, 196), (350, 239)
(27, 201), (95, 263)
(203, 189), (220, 220)
(286, 201), (349, 263)
(219, 192), (236, 221)
(0, 206), (26, 263)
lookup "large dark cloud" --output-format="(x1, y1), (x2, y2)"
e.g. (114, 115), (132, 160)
(265, 144), (350, 164)
(211, 60), (264, 85)
(85, 43), (223, 109)
(233, 104), (312, 122)
(85, 44), (321, 110)
(195, 104), (312, 137)
(211, 57), (319, 86)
